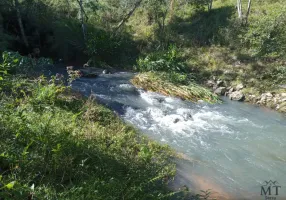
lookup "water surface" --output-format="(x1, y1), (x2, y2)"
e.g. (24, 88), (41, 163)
(71, 72), (286, 199)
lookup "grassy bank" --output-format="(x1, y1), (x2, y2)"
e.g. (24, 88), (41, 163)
(0, 52), (184, 199)
(0, 78), (179, 199)
(128, 0), (286, 112)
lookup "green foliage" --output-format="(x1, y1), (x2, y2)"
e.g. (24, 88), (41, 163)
(260, 65), (286, 84)
(1, 51), (52, 74)
(0, 76), (177, 199)
(242, 4), (286, 58)
(0, 51), (52, 91)
(85, 24), (138, 65)
(31, 78), (66, 105)
(0, 48), (179, 200)
(163, 72), (189, 85)
(135, 45), (187, 72)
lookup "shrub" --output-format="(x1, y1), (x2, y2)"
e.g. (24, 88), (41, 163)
(242, 6), (286, 58)
(135, 45), (187, 73)
(86, 28), (138, 65)
(265, 66), (286, 84)
(0, 51), (52, 92)
(0, 51), (52, 74)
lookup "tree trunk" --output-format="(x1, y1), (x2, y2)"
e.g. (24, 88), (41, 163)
(14, 0), (29, 48)
(208, 0), (213, 11)
(245, 0), (251, 24)
(169, 0), (175, 22)
(237, 0), (242, 18)
(79, 0), (86, 41)
(115, 0), (143, 32)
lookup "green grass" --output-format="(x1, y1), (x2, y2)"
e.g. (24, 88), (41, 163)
(0, 77), (181, 199)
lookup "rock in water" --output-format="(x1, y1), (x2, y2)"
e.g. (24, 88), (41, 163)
(173, 118), (180, 123)
(183, 113), (194, 121)
(214, 87), (226, 95)
(102, 69), (110, 74)
(229, 91), (245, 101)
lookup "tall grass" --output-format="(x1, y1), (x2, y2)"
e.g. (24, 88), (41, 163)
(131, 72), (219, 103)
(0, 52), (181, 199)
(0, 77), (179, 199)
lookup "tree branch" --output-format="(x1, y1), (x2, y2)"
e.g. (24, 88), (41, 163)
(114, 0), (143, 32)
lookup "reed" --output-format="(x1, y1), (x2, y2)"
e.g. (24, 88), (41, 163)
(131, 72), (220, 103)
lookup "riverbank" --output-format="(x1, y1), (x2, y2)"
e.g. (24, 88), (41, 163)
(186, 46), (286, 113)
(130, 69), (286, 114)
(129, 44), (286, 113)
(0, 54), (180, 199)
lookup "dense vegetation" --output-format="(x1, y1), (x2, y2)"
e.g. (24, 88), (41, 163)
(1, 0), (286, 199)
(0, 53), (188, 199)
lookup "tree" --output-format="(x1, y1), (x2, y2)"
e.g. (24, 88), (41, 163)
(237, 0), (252, 24)
(76, 0), (87, 42)
(245, 0), (252, 24)
(208, 0), (213, 11)
(237, 0), (242, 18)
(169, 0), (175, 22)
(115, 0), (143, 32)
(14, 0), (29, 48)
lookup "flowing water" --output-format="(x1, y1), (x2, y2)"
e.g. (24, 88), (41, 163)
(70, 72), (286, 199)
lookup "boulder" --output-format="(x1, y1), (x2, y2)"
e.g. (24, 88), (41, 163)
(216, 80), (224, 87)
(228, 87), (234, 93)
(213, 84), (218, 91)
(258, 92), (273, 104)
(235, 84), (244, 91)
(247, 94), (256, 102)
(206, 80), (215, 87)
(278, 102), (286, 113)
(214, 87), (227, 95)
(229, 91), (245, 101)
(276, 93), (286, 103)
(102, 69), (111, 74)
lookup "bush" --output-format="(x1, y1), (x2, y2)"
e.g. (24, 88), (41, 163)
(86, 28), (138, 65)
(262, 66), (286, 84)
(0, 51), (52, 74)
(0, 51), (52, 91)
(135, 45), (187, 73)
(242, 4), (286, 58)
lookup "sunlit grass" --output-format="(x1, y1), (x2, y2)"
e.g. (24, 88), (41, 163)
(131, 72), (219, 103)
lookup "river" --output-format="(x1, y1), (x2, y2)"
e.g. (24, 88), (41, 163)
(70, 71), (286, 200)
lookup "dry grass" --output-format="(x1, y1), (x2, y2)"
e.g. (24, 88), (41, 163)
(131, 72), (219, 103)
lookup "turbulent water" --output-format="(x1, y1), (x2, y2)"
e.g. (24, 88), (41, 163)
(70, 72), (286, 199)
